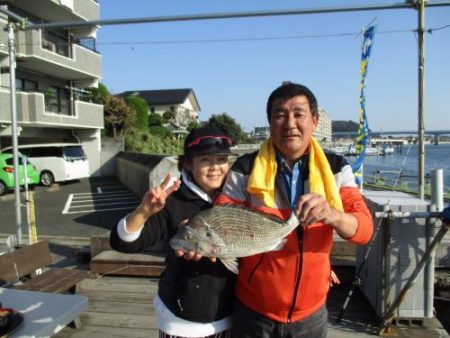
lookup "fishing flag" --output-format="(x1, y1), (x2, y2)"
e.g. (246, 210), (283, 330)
(352, 25), (376, 187)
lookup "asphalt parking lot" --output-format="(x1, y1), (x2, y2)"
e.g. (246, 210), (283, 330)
(0, 176), (140, 241)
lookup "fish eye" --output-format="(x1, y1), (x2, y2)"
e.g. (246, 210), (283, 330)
(184, 230), (192, 240)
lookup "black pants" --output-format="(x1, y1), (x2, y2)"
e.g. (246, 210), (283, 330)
(232, 301), (328, 338)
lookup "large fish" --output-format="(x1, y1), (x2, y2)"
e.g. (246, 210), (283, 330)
(169, 204), (299, 273)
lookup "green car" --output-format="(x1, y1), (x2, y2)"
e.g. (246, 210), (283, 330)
(0, 153), (39, 195)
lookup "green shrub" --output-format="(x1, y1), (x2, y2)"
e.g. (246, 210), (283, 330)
(126, 96), (149, 132)
(148, 113), (163, 127)
(149, 125), (173, 138)
(124, 131), (183, 155)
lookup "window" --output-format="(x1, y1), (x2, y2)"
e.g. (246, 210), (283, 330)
(45, 86), (70, 115)
(5, 157), (30, 166)
(42, 30), (70, 57)
(16, 78), (38, 92)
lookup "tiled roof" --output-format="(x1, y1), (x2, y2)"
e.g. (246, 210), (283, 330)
(117, 89), (194, 106)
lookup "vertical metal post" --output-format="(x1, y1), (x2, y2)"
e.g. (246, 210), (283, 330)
(424, 169), (443, 316)
(22, 155), (32, 245)
(430, 169), (444, 212)
(383, 216), (392, 317)
(417, 0), (426, 200)
(8, 22), (22, 245)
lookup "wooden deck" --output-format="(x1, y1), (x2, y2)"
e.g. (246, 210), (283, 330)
(53, 271), (449, 338)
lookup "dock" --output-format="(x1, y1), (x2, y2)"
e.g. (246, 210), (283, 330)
(50, 232), (449, 338)
(52, 271), (448, 338)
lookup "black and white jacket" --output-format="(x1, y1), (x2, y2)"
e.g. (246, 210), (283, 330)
(109, 179), (236, 323)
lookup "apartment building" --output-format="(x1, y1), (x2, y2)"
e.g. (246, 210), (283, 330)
(0, 0), (103, 175)
(313, 106), (332, 144)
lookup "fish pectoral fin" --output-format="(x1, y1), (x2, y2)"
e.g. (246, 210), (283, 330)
(267, 238), (287, 252)
(220, 258), (239, 274)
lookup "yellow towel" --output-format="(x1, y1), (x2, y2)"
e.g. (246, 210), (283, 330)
(247, 137), (343, 211)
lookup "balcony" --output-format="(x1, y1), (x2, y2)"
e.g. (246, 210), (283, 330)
(0, 32), (8, 57)
(15, 29), (101, 80)
(0, 89), (104, 129)
(4, 0), (99, 22)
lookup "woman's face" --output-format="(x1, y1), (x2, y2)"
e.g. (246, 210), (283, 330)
(185, 154), (229, 195)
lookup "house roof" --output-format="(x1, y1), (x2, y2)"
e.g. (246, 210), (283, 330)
(117, 89), (200, 111)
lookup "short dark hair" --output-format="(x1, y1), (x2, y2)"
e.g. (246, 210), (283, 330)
(266, 83), (319, 121)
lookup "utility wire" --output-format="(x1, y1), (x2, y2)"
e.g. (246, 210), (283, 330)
(5, 24), (449, 48)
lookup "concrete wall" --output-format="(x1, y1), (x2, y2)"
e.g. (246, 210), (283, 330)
(115, 152), (179, 199)
(99, 137), (124, 177)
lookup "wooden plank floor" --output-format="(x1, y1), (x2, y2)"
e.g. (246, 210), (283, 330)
(54, 273), (449, 338)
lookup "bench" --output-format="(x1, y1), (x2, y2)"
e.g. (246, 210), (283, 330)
(89, 235), (165, 277)
(0, 240), (92, 328)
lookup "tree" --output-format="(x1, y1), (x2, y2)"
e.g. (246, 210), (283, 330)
(104, 96), (135, 137)
(332, 120), (359, 132)
(126, 96), (149, 132)
(149, 125), (173, 138)
(187, 120), (201, 131)
(85, 82), (110, 104)
(148, 113), (163, 127)
(208, 113), (246, 144)
(163, 110), (175, 123)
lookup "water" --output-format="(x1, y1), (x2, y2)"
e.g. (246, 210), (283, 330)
(347, 143), (450, 192)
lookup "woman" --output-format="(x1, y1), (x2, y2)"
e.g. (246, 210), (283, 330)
(110, 126), (235, 338)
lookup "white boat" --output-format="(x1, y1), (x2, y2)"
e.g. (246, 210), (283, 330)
(328, 145), (381, 156)
(380, 145), (395, 155)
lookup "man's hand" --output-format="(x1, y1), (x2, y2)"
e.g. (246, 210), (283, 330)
(295, 193), (339, 227)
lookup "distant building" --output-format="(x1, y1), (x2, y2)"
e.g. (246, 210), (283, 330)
(251, 126), (270, 142)
(251, 106), (332, 143)
(117, 89), (200, 128)
(0, 0), (104, 175)
(314, 107), (332, 143)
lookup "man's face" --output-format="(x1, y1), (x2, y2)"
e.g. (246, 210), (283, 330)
(269, 95), (318, 165)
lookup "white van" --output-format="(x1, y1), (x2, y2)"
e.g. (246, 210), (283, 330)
(1, 143), (90, 186)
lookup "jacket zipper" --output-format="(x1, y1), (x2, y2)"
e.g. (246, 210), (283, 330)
(287, 227), (303, 323)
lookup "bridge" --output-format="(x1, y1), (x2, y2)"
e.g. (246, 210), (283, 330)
(333, 130), (450, 145)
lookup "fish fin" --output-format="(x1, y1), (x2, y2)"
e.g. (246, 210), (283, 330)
(220, 258), (239, 274)
(267, 238), (287, 252)
(287, 213), (300, 228)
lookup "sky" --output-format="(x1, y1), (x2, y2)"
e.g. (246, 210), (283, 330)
(97, 1), (450, 133)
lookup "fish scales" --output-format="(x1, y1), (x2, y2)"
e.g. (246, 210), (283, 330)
(204, 205), (293, 257)
(169, 205), (299, 273)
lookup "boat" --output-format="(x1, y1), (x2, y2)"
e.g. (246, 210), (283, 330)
(379, 144), (395, 155)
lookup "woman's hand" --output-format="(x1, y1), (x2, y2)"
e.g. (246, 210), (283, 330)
(139, 174), (181, 218)
(126, 174), (181, 232)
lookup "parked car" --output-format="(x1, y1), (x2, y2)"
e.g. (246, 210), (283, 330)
(0, 153), (39, 195)
(1, 143), (90, 186)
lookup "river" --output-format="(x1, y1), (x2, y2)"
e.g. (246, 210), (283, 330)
(347, 143), (450, 192)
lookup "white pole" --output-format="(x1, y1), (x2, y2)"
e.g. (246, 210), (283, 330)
(417, 0), (426, 199)
(8, 22), (22, 245)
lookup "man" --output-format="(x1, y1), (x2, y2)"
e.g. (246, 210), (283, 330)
(215, 82), (374, 337)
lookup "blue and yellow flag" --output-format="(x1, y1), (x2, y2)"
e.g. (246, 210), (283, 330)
(352, 25), (375, 187)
